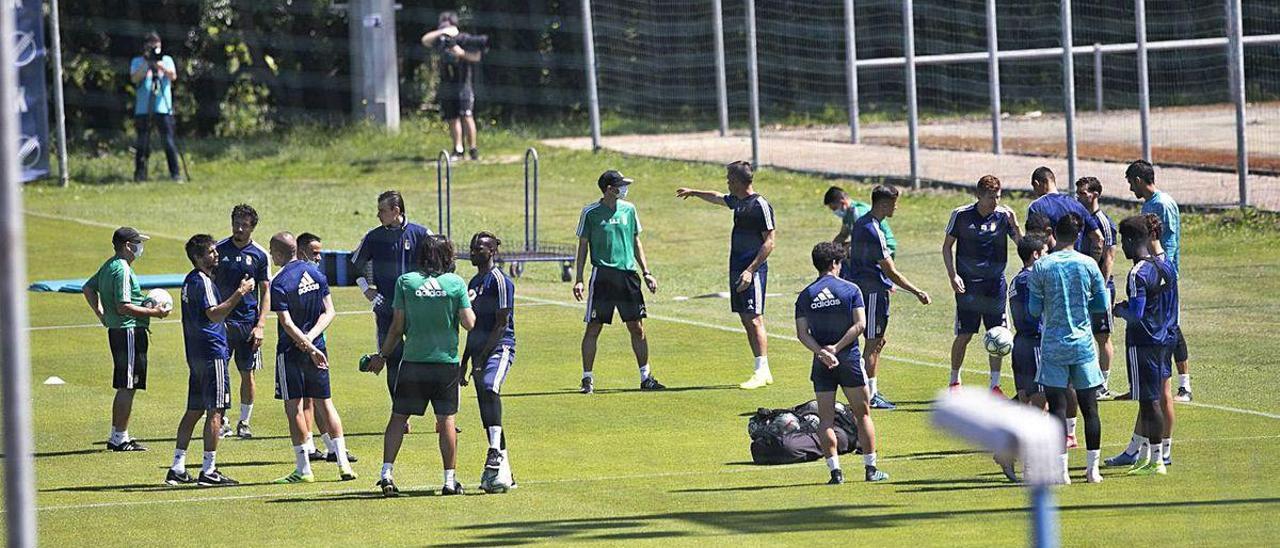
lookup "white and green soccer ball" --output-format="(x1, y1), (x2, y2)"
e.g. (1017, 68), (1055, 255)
(983, 326), (1014, 357)
(142, 288), (174, 313)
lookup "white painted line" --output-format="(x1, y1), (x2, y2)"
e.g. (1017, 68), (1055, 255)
(28, 310), (374, 332)
(24, 210), (187, 241)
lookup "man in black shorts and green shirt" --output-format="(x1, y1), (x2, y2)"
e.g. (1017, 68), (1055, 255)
(81, 227), (170, 451)
(368, 235), (475, 497)
(573, 170), (665, 394)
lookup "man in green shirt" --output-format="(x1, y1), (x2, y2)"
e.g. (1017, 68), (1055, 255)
(573, 170), (664, 394)
(368, 235), (475, 497)
(81, 227), (170, 452)
(824, 186), (898, 257)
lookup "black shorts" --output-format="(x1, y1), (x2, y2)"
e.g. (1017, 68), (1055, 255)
(375, 308), (405, 396)
(729, 268), (766, 316)
(274, 350), (331, 401)
(585, 266), (647, 324)
(226, 322), (263, 372)
(1090, 280), (1115, 334)
(393, 362), (460, 416)
(108, 327), (148, 390)
(954, 277), (1007, 335)
(187, 357), (232, 411)
(1172, 325), (1188, 363)
(811, 351), (867, 392)
(859, 286), (890, 340)
(440, 85), (475, 120)
(1011, 334), (1042, 394)
(1127, 344), (1172, 402)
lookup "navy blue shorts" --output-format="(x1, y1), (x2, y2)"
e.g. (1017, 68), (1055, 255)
(1127, 344), (1171, 402)
(861, 287), (891, 341)
(1090, 280), (1115, 334)
(226, 321), (263, 372)
(187, 357), (232, 411)
(954, 277), (1007, 335)
(729, 268), (766, 316)
(811, 351), (866, 392)
(274, 350), (331, 401)
(473, 343), (515, 394)
(1011, 334), (1042, 394)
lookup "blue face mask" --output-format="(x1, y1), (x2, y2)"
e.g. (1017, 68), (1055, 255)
(129, 242), (145, 258)
(833, 209), (847, 219)
(616, 185), (629, 199)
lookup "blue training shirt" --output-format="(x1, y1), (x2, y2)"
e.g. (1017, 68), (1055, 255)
(270, 260), (331, 356)
(351, 220), (433, 302)
(181, 269), (229, 363)
(1008, 267), (1040, 339)
(1141, 191), (1181, 273)
(946, 203), (1017, 282)
(214, 238), (270, 326)
(1028, 249), (1110, 367)
(795, 274), (865, 360)
(843, 212), (893, 292)
(723, 193), (776, 273)
(1028, 193), (1101, 246)
(1116, 256), (1179, 347)
(466, 268), (516, 354)
(1075, 208), (1116, 275)
(130, 55), (176, 115)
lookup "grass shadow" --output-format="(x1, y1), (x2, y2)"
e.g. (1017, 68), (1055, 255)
(670, 482), (829, 494)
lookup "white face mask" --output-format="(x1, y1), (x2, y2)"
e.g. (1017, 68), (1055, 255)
(616, 185), (629, 199)
(832, 208), (847, 219)
(129, 242), (145, 258)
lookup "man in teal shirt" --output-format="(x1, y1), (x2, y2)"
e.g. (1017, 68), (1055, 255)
(824, 186), (897, 257)
(130, 31), (180, 181)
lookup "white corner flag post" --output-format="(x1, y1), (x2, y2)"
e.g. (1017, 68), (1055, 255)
(1, 0), (38, 545)
(932, 388), (1063, 548)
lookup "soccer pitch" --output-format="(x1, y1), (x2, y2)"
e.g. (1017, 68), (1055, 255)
(15, 123), (1280, 545)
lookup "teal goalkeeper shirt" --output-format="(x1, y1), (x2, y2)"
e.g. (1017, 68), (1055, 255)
(1027, 249), (1110, 368)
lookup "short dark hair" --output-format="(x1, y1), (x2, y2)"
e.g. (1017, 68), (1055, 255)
(1077, 176), (1102, 195)
(811, 241), (846, 272)
(185, 234), (215, 267)
(1017, 235), (1048, 263)
(1031, 166), (1056, 186)
(1054, 213), (1084, 244)
(977, 175), (1001, 193)
(378, 190), (406, 216)
(1125, 159), (1155, 185)
(870, 184), (898, 205)
(231, 204), (259, 227)
(1118, 215), (1151, 244)
(1025, 212), (1053, 237)
(726, 161), (753, 186)
(419, 235), (456, 275)
(439, 11), (459, 27)
(822, 186), (848, 206)
(1143, 213), (1163, 240)
(470, 231), (502, 250)
(297, 232), (321, 249)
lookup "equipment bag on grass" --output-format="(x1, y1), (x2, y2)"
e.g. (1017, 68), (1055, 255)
(747, 400), (859, 465)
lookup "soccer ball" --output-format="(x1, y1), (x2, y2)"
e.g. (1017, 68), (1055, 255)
(800, 413), (821, 433)
(142, 288), (174, 313)
(768, 412), (801, 436)
(983, 326), (1014, 356)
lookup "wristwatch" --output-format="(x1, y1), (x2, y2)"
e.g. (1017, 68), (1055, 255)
(643, 270), (653, 277)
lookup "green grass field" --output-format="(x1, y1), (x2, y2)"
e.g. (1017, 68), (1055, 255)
(14, 120), (1280, 546)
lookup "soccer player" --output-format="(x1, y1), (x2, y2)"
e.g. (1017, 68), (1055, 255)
(368, 235), (475, 497)
(824, 186), (897, 257)
(1127, 160), (1192, 402)
(462, 232), (517, 492)
(1108, 216), (1178, 476)
(166, 235), (254, 486)
(1028, 214), (1110, 484)
(1009, 235), (1049, 409)
(573, 170), (664, 394)
(213, 204), (271, 439)
(82, 227), (169, 451)
(675, 161), (777, 389)
(796, 242), (889, 484)
(942, 175), (1021, 394)
(1074, 178), (1118, 399)
(842, 185), (931, 410)
(268, 232), (356, 484)
(352, 190), (433, 405)
(1028, 167), (1105, 256)
(294, 232), (358, 464)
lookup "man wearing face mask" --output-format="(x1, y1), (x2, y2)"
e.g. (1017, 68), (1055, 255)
(82, 227), (171, 451)
(824, 186), (897, 258)
(130, 31), (180, 182)
(573, 170), (664, 394)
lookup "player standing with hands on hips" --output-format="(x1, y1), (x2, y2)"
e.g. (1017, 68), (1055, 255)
(676, 161), (777, 389)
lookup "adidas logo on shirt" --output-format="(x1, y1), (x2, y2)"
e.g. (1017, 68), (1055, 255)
(415, 277), (448, 298)
(298, 272), (321, 295)
(810, 287), (841, 309)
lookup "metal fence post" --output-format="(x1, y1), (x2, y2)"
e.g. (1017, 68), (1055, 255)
(1136, 0), (1151, 162)
(986, 0), (1002, 155)
(1226, 0), (1249, 208)
(50, 0), (70, 186)
(1, 0), (38, 544)
(1061, 0), (1077, 190)
(1093, 42), (1103, 112)
(746, 0), (761, 169)
(904, 0), (920, 188)
(713, 0), (729, 137)
(581, 0), (602, 151)
(844, 0), (860, 144)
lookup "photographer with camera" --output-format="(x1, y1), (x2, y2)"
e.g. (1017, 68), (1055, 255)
(421, 11), (485, 161)
(129, 32), (181, 182)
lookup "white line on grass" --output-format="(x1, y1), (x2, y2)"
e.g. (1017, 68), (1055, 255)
(24, 210), (187, 241)
(28, 433), (1280, 513)
(515, 295), (1280, 421)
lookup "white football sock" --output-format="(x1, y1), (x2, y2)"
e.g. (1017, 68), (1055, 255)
(240, 404), (253, 424)
(321, 433), (336, 455)
(1162, 438), (1172, 460)
(863, 452), (877, 468)
(1179, 374), (1191, 391)
(1150, 443), (1164, 465)
(583, 371), (594, 380)
(754, 356), (770, 374)
(202, 451), (216, 475)
(1059, 453), (1070, 476)
(487, 426), (503, 450)
(444, 469), (456, 488)
(1085, 449), (1100, 470)
(639, 364), (651, 382)
(989, 370), (1000, 388)
(1101, 369), (1111, 389)
(171, 449), (187, 473)
(949, 369), (961, 385)
(381, 463), (394, 481)
(825, 455), (840, 471)
(293, 445), (312, 476)
(1066, 418), (1078, 437)
(1139, 442), (1151, 463)
(333, 437), (350, 468)
(1125, 433), (1144, 454)
(109, 429), (126, 445)
(302, 435), (316, 454)
(868, 377), (878, 397)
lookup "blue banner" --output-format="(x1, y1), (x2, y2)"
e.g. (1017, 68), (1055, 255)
(15, 0), (50, 182)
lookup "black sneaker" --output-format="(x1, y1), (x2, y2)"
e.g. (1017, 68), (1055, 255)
(197, 469), (239, 486)
(235, 421), (252, 439)
(640, 377), (666, 391)
(468, 147), (479, 161)
(441, 482), (465, 496)
(828, 469), (844, 485)
(865, 465), (890, 482)
(165, 469), (195, 485)
(580, 377), (594, 394)
(1115, 391), (1133, 401)
(485, 448), (503, 471)
(377, 478), (399, 497)
(107, 439), (148, 452)
(308, 450), (327, 461)
(449, 150), (464, 162)
(325, 451), (360, 463)
(1174, 387), (1193, 402)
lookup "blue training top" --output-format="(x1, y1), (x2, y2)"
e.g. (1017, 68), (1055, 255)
(1028, 249), (1110, 367)
(1008, 267), (1040, 339)
(214, 238), (270, 326)
(1141, 191), (1181, 273)
(351, 220), (433, 302)
(466, 268), (516, 354)
(723, 193), (776, 273)
(795, 274), (865, 360)
(270, 260), (330, 357)
(1116, 256), (1179, 347)
(946, 203), (1017, 282)
(181, 269), (229, 363)
(1028, 193), (1101, 246)
(843, 212), (893, 292)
